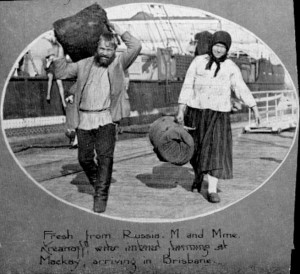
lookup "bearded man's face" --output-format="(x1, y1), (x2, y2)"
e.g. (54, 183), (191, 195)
(94, 39), (116, 67)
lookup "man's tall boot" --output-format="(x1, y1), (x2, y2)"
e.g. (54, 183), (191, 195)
(93, 157), (113, 213)
(80, 162), (98, 194)
(85, 165), (97, 184)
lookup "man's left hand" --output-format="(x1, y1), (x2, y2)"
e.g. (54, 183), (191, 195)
(107, 21), (123, 36)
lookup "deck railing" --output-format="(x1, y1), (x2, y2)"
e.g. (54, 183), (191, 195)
(247, 89), (298, 128)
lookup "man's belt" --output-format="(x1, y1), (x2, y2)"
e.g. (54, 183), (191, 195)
(79, 108), (109, 113)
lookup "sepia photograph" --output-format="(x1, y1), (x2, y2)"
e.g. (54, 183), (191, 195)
(1, 2), (298, 221)
(0, 1), (298, 273)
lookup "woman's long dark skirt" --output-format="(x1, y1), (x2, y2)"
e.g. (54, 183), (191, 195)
(184, 107), (233, 180)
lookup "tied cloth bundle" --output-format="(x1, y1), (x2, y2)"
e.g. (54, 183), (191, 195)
(149, 116), (195, 166)
(53, 3), (113, 62)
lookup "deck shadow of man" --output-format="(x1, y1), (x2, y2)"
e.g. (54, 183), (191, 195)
(136, 162), (195, 191)
(60, 163), (116, 195)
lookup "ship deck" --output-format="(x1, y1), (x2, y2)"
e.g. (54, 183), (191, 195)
(8, 122), (296, 222)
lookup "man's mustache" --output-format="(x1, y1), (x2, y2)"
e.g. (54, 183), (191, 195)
(94, 52), (116, 67)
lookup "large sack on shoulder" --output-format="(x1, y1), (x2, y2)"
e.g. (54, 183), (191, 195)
(53, 3), (111, 62)
(194, 31), (212, 56)
(149, 116), (194, 166)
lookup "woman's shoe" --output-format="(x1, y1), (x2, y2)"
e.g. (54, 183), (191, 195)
(191, 173), (204, 193)
(191, 180), (202, 192)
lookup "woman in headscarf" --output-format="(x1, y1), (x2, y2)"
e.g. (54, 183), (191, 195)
(176, 30), (260, 203)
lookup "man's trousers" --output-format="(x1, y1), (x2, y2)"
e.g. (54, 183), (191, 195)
(77, 123), (116, 205)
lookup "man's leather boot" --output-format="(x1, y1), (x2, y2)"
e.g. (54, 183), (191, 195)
(93, 157), (113, 213)
(83, 165), (98, 195)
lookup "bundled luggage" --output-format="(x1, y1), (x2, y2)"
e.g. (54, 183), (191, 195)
(149, 116), (194, 166)
(53, 3), (111, 62)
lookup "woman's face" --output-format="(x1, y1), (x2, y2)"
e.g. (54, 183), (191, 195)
(212, 43), (227, 59)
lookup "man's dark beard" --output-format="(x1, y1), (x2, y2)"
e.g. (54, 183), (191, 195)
(94, 53), (116, 67)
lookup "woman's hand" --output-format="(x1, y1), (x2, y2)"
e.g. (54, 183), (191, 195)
(175, 111), (184, 125)
(175, 104), (186, 125)
(252, 105), (261, 126)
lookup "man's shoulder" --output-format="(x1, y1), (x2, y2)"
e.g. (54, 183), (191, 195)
(108, 54), (123, 68)
(77, 57), (94, 66)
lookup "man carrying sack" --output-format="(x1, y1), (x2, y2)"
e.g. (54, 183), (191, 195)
(53, 21), (142, 213)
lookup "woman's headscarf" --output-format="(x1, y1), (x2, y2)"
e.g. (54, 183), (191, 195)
(205, 30), (232, 77)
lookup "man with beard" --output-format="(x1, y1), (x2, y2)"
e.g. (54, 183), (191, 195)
(53, 22), (142, 213)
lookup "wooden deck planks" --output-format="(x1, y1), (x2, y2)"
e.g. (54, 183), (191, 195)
(15, 129), (295, 221)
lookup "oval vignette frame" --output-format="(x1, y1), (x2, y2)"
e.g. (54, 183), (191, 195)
(0, 2), (298, 223)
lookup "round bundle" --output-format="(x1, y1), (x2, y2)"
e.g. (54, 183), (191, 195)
(194, 31), (212, 56)
(53, 3), (111, 62)
(149, 116), (194, 166)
